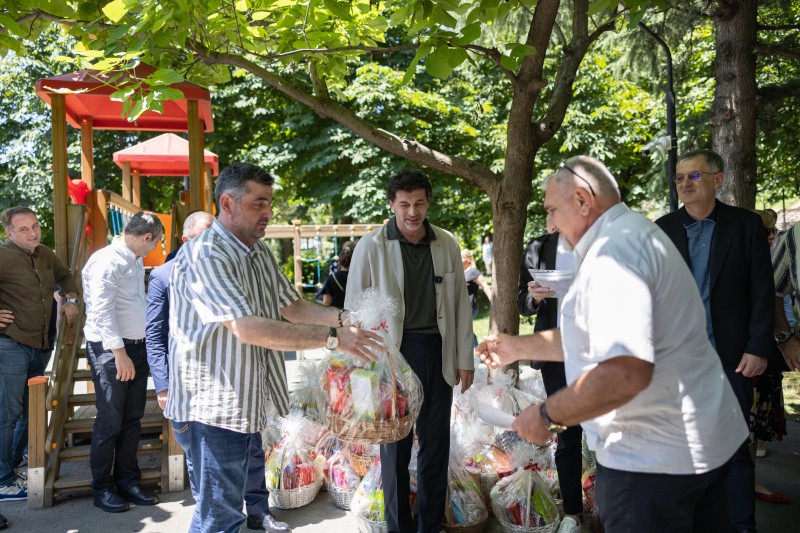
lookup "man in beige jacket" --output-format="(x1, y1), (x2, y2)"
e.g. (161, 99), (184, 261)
(345, 169), (474, 533)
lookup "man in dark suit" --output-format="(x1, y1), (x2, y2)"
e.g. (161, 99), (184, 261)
(517, 231), (583, 533)
(656, 149), (773, 533)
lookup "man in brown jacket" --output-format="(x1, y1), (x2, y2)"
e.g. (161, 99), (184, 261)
(0, 207), (79, 506)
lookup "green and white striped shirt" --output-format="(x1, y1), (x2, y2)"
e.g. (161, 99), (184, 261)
(165, 219), (298, 433)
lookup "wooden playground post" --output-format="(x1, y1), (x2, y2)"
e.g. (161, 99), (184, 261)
(27, 376), (49, 510)
(80, 117), (94, 189)
(121, 161), (132, 202)
(203, 162), (214, 212)
(187, 100), (204, 212)
(51, 93), (69, 264)
(292, 220), (303, 294)
(132, 169), (141, 207)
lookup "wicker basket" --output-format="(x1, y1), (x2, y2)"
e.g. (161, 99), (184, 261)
(495, 516), (560, 533)
(327, 410), (414, 445)
(299, 421), (330, 450)
(355, 516), (388, 533)
(268, 477), (323, 510)
(329, 485), (356, 510)
(348, 450), (378, 477)
(443, 506), (489, 533)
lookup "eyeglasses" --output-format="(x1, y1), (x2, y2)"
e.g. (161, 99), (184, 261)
(672, 171), (715, 184)
(768, 227), (778, 236)
(559, 162), (595, 196)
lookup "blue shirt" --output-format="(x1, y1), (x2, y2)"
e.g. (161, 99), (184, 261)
(683, 205), (718, 349)
(145, 259), (173, 393)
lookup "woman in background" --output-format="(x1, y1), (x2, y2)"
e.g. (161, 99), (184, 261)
(321, 241), (354, 308)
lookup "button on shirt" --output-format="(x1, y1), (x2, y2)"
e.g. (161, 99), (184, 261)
(166, 220), (299, 433)
(0, 241), (79, 349)
(560, 203), (746, 474)
(683, 205), (718, 349)
(82, 238), (146, 350)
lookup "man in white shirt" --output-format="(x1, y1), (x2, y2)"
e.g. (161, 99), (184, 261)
(479, 155), (746, 532)
(82, 212), (163, 513)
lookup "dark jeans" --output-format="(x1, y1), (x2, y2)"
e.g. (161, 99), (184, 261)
(596, 461), (731, 533)
(722, 367), (756, 532)
(0, 335), (44, 485)
(381, 332), (451, 533)
(172, 420), (269, 515)
(86, 340), (149, 492)
(540, 361), (583, 516)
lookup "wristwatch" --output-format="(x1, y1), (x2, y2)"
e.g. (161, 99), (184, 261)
(539, 402), (567, 434)
(775, 330), (794, 345)
(325, 327), (339, 350)
(65, 297), (80, 305)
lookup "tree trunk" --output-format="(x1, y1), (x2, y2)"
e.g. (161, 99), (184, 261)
(712, 0), (759, 208)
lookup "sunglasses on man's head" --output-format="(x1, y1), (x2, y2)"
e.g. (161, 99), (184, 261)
(672, 171), (716, 183)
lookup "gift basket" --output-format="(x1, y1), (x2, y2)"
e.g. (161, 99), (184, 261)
(442, 447), (488, 533)
(490, 444), (560, 533)
(351, 459), (387, 533)
(290, 361), (330, 449)
(326, 448), (362, 510)
(311, 433), (342, 491)
(581, 437), (603, 532)
(321, 289), (423, 445)
(347, 443), (379, 477)
(264, 413), (324, 509)
(458, 423), (514, 514)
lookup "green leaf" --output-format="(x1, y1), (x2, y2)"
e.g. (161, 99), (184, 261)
(431, 7), (458, 28)
(153, 86), (185, 100)
(147, 68), (184, 86)
(324, 0), (353, 20)
(500, 53), (520, 72)
(425, 45), (454, 79)
(251, 11), (270, 21)
(102, 0), (131, 23)
(588, 0), (617, 16)
(235, 0), (250, 12)
(454, 22), (481, 45)
(106, 24), (130, 44)
(0, 14), (24, 37)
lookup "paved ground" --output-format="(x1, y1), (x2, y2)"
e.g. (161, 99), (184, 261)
(3, 349), (799, 531)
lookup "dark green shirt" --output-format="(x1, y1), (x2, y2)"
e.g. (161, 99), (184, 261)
(386, 217), (440, 334)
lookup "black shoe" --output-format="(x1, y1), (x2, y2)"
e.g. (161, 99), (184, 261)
(0, 512), (8, 530)
(118, 484), (159, 505)
(93, 489), (130, 513)
(247, 511), (292, 532)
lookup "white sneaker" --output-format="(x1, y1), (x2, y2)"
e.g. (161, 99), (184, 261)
(557, 516), (581, 533)
(0, 477), (27, 501)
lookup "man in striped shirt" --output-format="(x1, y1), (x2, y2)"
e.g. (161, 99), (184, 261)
(166, 163), (383, 533)
(772, 224), (800, 371)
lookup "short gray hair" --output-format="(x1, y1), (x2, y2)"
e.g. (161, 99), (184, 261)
(182, 211), (214, 239)
(542, 155), (621, 202)
(678, 149), (724, 173)
(125, 211), (164, 238)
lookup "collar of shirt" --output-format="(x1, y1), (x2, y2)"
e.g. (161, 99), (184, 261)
(111, 235), (137, 261)
(4, 240), (41, 258)
(572, 203), (629, 269)
(210, 219), (263, 259)
(681, 199), (719, 227)
(386, 216), (437, 244)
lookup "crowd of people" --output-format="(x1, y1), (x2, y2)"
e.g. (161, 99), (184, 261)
(0, 150), (796, 533)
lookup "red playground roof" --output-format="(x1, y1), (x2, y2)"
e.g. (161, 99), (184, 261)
(113, 133), (219, 177)
(35, 63), (214, 132)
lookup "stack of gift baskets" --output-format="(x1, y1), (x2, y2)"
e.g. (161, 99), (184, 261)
(326, 447), (362, 510)
(265, 413), (325, 509)
(442, 445), (489, 533)
(321, 289), (423, 445)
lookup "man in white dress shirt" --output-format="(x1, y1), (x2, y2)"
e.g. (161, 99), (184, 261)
(82, 212), (163, 513)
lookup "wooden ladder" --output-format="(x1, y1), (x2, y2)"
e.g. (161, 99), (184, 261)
(27, 204), (185, 509)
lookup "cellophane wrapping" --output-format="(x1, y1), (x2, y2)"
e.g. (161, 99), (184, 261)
(321, 289), (423, 444)
(290, 360), (327, 423)
(264, 413), (323, 491)
(443, 443), (488, 528)
(490, 443), (560, 532)
(351, 459), (386, 528)
(326, 448), (361, 491)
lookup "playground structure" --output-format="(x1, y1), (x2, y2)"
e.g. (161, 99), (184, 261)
(29, 63), (214, 508)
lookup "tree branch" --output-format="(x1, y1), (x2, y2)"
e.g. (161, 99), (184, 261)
(758, 23), (800, 31)
(758, 79), (800, 102)
(190, 43), (501, 192)
(756, 43), (800, 62)
(231, 43), (419, 61)
(461, 44), (518, 87)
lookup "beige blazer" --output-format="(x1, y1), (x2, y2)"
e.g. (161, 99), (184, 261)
(345, 221), (474, 387)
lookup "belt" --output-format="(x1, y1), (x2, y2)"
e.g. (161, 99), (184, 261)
(122, 338), (145, 345)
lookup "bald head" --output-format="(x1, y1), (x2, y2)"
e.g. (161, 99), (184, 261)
(183, 211), (214, 241)
(543, 155), (621, 209)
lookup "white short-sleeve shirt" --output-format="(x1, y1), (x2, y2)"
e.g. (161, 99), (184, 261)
(561, 203), (747, 474)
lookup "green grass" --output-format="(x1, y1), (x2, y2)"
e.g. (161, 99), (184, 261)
(784, 372), (800, 423)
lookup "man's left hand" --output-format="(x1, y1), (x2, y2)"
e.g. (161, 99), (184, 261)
(0, 309), (13, 327)
(62, 301), (79, 326)
(511, 403), (552, 445)
(735, 352), (768, 377)
(455, 369), (474, 394)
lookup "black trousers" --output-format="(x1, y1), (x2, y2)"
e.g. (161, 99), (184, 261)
(540, 361), (584, 516)
(722, 366), (756, 532)
(86, 341), (149, 492)
(381, 332), (451, 533)
(596, 461), (731, 533)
